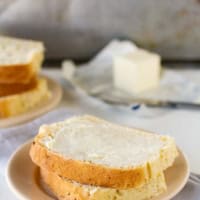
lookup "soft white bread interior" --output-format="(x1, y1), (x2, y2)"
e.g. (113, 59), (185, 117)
(40, 167), (167, 200)
(0, 36), (44, 67)
(0, 36), (44, 83)
(0, 78), (50, 118)
(30, 115), (178, 189)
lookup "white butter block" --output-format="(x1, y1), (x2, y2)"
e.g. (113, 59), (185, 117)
(113, 49), (161, 94)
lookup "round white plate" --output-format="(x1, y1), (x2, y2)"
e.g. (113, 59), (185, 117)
(0, 75), (62, 128)
(6, 141), (189, 200)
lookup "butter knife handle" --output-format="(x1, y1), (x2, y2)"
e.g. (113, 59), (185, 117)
(147, 101), (200, 110)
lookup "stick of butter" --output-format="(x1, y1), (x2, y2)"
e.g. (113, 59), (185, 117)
(113, 49), (161, 94)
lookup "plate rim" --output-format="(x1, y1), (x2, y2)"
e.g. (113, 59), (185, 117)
(6, 140), (33, 200)
(6, 140), (190, 200)
(156, 149), (190, 200)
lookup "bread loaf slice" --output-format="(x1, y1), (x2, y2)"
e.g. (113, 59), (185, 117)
(40, 167), (167, 200)
(30, 115), (178, 189)
(0, 77), (37, 97)
(0, 78), (50, 118)
(0, 36), (44, 84)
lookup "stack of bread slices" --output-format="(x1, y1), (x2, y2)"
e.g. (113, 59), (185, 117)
(30, 115), (178, 200)
(0, 36), (51, 118)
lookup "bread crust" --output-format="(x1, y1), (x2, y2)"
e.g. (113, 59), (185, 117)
(40, 168), (166, 200)
(0, 52), (43, 84)
(0, 78), (50, 118)
(0, 77), (37, 97)
(30, 142), (149, 189)
(0, 64), (34, 84)
(30, 135), (177, 189)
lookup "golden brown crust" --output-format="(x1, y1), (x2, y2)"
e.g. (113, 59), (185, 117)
(40, 168), (87, 200)
(0, 51), (43, 84)
(0, 78), (50, 118)
(0, 64), (36, 84)
(0, 100), (9, 117)
(0, 77), (37, 97)
(40, 168), (167, 200)
(30, 141), (162, 189)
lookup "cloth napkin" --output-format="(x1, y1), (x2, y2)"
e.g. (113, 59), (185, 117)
(0, 108), (200, 199)
(62, 40), (200, 105)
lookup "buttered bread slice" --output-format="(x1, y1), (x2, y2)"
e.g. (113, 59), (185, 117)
(0, 36), (44, 84)
(40, 168), (167, 200)
(30, 115), (178, 189)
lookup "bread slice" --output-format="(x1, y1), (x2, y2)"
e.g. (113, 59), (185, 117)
(0, 77), (37, 97)
(30, 115), (178, 189)
(0, 36), (44, 84)
(0, 78), (50, 118)
(40, 167), (167, 200)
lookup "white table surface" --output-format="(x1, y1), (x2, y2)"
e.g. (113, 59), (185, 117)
(1, 67), (200, 199)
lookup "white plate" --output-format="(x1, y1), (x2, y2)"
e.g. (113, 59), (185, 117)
(6, 141), (189, 200)
(0, 75), (62, 128)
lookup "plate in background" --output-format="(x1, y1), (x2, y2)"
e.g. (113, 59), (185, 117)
(6, 141), (189, 200)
